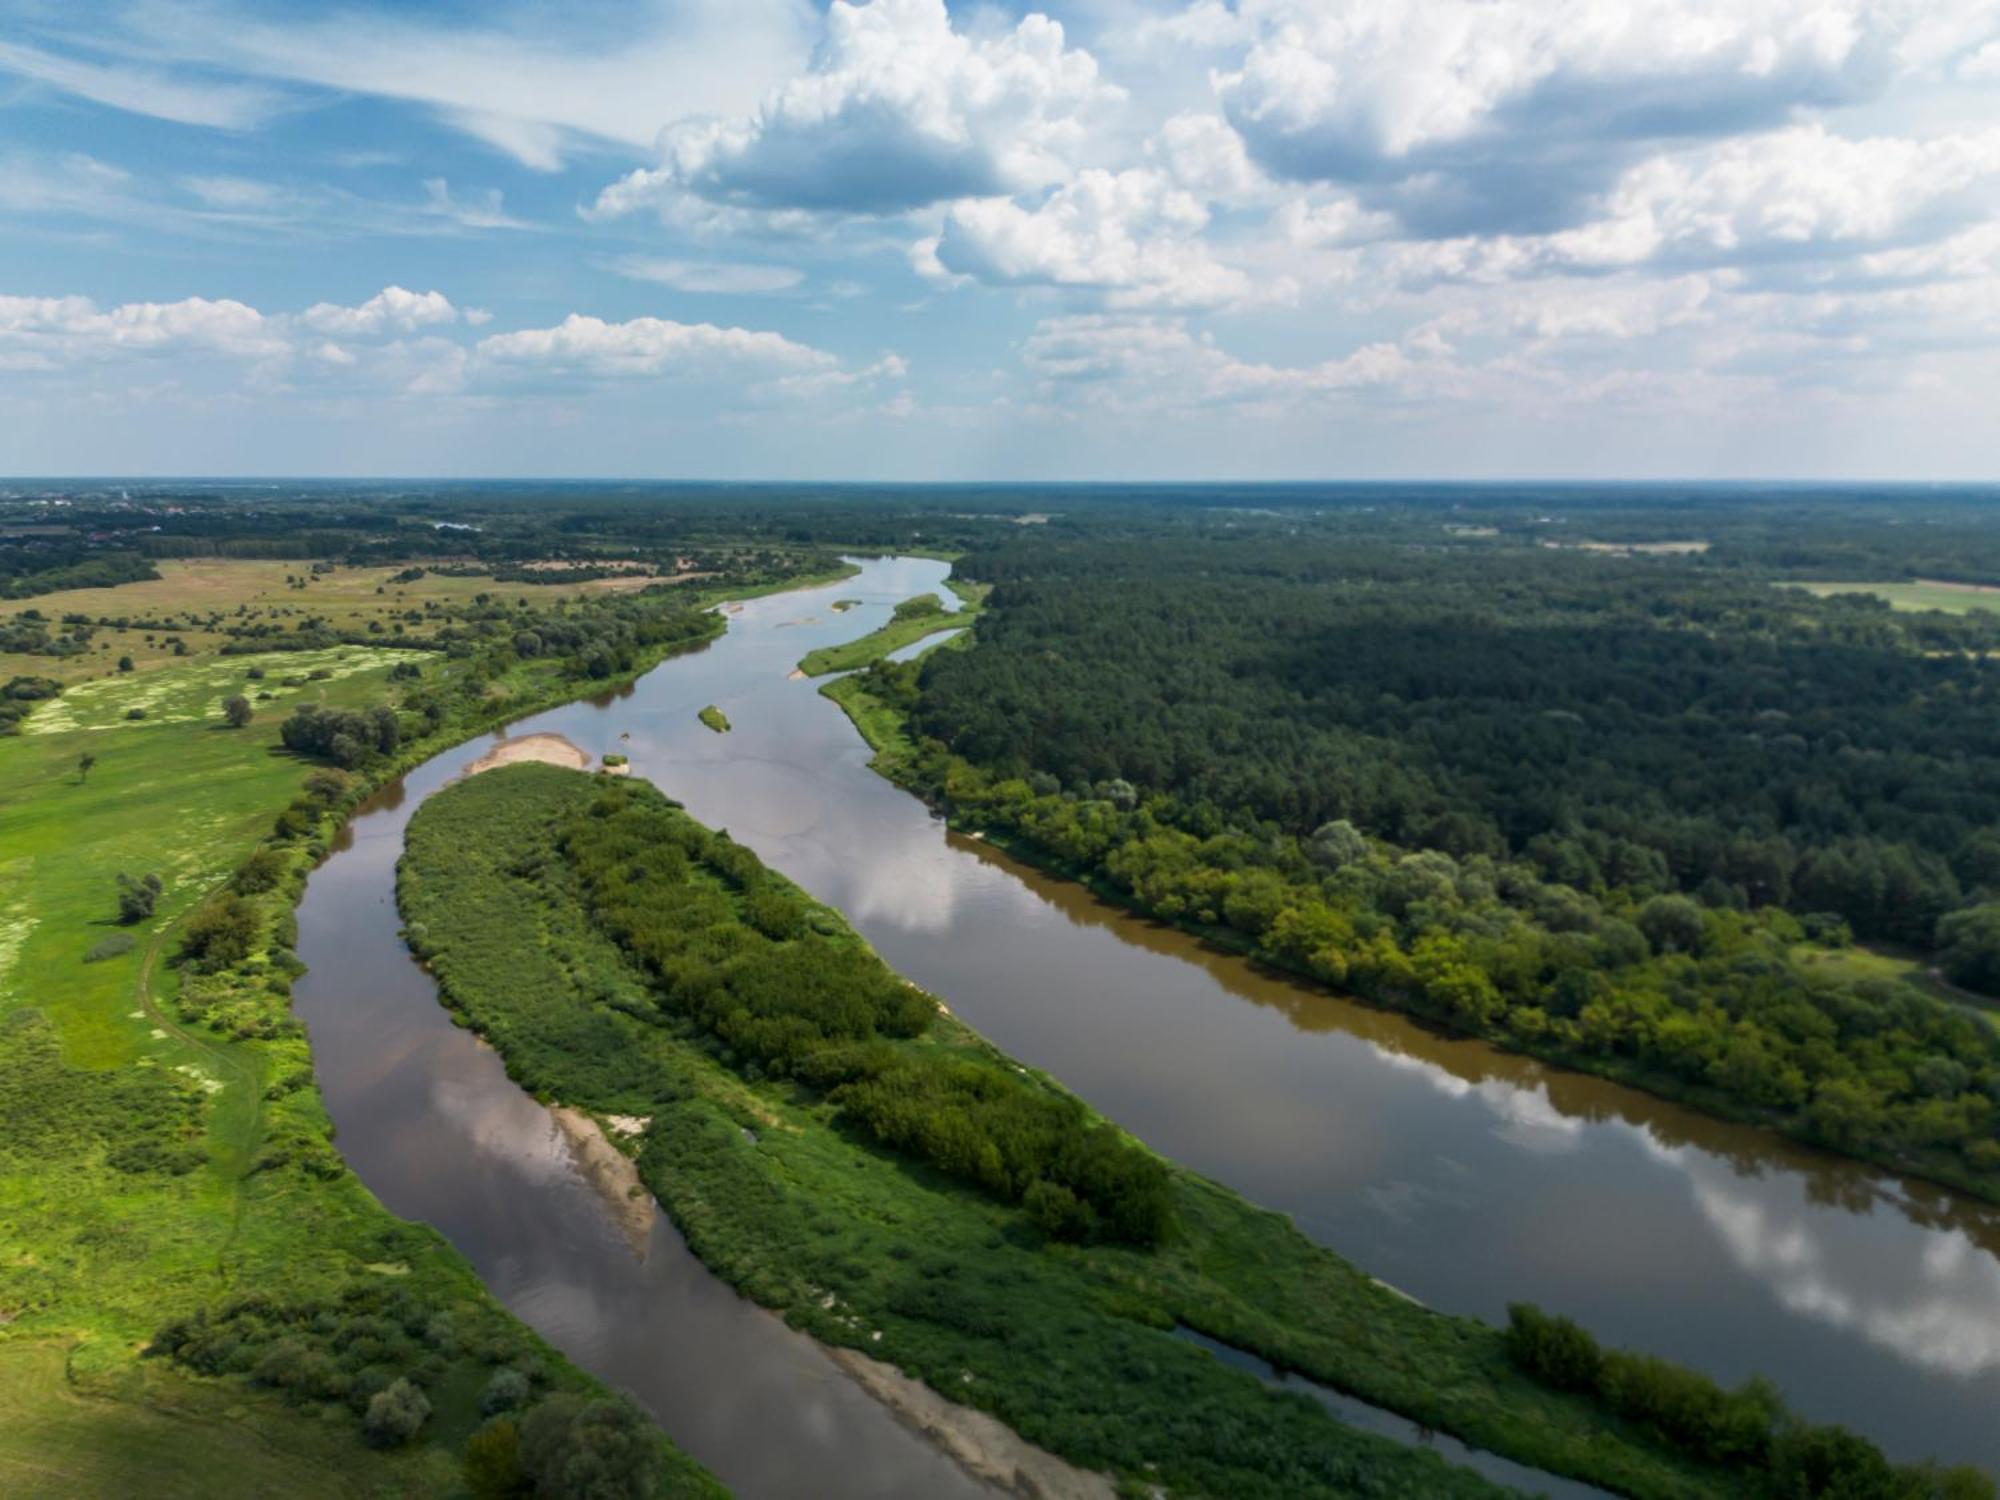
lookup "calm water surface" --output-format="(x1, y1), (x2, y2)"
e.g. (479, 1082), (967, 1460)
(299, 557), (2000, 1481)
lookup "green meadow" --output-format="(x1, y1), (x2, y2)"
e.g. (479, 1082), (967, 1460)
(1786, 580), (2000, 615)
(0, 646), (720, 1498)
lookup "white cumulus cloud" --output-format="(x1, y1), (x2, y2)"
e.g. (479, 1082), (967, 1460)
(301, 287), (461, 337)
(474, 313), (837, 378)
(590, 0), (1115, 220)
(928, 169), (1274, 308)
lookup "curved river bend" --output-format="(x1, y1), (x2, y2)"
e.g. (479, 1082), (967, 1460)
(296, 557), (2000, 1487)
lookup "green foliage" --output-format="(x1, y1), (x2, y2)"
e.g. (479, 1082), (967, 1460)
(0, 674), (60, 734)
(178, 891), (261, 970)
(0, 1011), (206, 1177)
(363, 1377), (432, 1447)
(1504, 1305), (1992, 1498)
(1938, 903), (2000, 996)
(464, 1419), (526, 1499)
(279, 702), (400, 767)
(518, 1394), (661, 1500)
(405, 769), (1170, 1246)
(696, 704), (729, 733)
(401, 761), (1891, 1500)
(222, 693), (254, 727)
(116, 870), (162, 924)
(797, 588), (981, 676)
(562, 778), (1170, 1244)
(83, 932), (135, 963)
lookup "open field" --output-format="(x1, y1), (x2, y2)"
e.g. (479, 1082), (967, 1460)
(1786, 579), (2000, 614)
(0, 636), (725, 1496)
(0, 648), (460, 1494)
(0, 558), (703, 685)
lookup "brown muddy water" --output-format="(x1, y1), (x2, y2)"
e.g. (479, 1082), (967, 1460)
(295, 556), (2000, 1487)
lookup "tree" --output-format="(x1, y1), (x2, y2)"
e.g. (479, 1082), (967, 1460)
(1937, 903), (2000, 996)
(117, 655), (134, 672)
(222, 694), (254, 729)
(362, 1376), (431, 1447)
(116, 872), (162, 925)
(76, 751), (97, 783)
(464, 1418), (525, 1500)
(481, 1368), (532, 1417)
(518, 1395), (656, 1500)
(179, 893), (259, 970)
(1307, 819), (1368, 870)
(1637, 895), (1706, 955)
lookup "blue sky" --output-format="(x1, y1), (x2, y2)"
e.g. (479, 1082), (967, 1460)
(2, 0), (1998, 479)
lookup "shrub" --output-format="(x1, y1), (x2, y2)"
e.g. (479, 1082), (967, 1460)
(83, 933), (136, 963)
(362, 1377), (431, 1447)
(464, 1418), (525, 1499)
(116, 872), (162, 924)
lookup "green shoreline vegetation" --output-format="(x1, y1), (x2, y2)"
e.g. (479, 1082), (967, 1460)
(795, 582), (987, 677)
(816, 529), (2000, 1214)
(397, 763), (1986, 1500)
(696, 704), (730, 734)
(0, 554), (856, 1497)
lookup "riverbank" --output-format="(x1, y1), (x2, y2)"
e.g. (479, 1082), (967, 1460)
(821, 665), (2000, 1216)
(397, 762), (1818, 1500)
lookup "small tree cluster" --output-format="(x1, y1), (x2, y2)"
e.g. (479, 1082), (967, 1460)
(116, 872), (162, 925)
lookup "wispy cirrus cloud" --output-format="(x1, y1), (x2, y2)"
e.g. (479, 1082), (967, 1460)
(0, 37), (285, 129)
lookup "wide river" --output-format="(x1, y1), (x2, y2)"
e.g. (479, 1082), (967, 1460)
(296, 556), (2000, 1488)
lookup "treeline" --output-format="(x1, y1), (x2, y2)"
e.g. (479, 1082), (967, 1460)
(0, 609), (96, 657)
(911, 534), (2000, 952)
(863, 704), (2000, 1192)
(559, 779), (1174, 1246)
(1504, 1305), (1990, 1499)
(150, 1284), (715, 1499)
(835, 525), (2000, 1196)
(1, 674), (59, 734)
(0, 543), (157, 598)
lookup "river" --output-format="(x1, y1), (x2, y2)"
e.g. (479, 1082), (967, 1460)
(296, 555), (2000, 1485)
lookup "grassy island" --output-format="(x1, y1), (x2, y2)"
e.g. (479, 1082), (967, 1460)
(395, 764), (1975, 1500)
(696, 705), (730, 734)
(796, 583), (986, 677)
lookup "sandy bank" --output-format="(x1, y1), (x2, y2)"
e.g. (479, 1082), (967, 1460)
(461, 732), (592, 776)
(550, 1106), (654, 1255)
(824, 1347), (1116, 1500)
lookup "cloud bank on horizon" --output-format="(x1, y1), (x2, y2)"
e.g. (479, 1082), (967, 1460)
(1, 0), (1997, 479)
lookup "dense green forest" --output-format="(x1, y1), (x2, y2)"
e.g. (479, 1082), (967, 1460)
(400, 764), (1989, 1500)
(826, 511), (2000, 1202)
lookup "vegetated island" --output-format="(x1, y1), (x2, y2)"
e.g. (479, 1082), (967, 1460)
(394, 762), (1980, 1500)
(796, 584), (986, 677)
(830, 599), (863, 612)
(697, 704), (730, 733)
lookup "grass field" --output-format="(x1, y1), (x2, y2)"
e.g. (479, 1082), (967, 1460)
(0, 637), (724, 1496)
(1787, 579), (2000, 615)
(0, 648), (460, 1495)
(0, 558), (706, 685)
